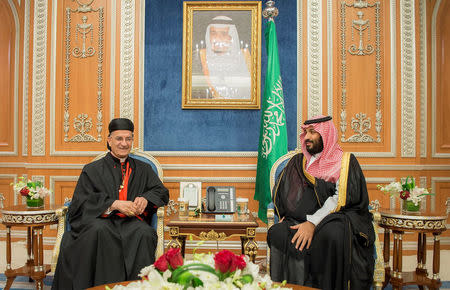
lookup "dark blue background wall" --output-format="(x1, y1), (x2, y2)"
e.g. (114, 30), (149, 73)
(144, 0), (297, 151)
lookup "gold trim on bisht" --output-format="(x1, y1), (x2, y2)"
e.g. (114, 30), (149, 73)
(335, 152), (351, 212)
(302, 156), (316, 185)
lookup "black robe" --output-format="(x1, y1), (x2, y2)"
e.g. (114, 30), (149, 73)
(267, 152), (375, 290)
(52, 153), (169, 290)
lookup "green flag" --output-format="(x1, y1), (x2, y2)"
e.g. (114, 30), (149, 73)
(254, 19), (288, 223)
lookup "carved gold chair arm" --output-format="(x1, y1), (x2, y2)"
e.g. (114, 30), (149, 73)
(266, 208), (275, 275)
(369, 200), (384, 289)
(155, 206), (165, 259)
(51, 205), (69, 273)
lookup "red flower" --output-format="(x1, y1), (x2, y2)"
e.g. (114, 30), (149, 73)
(154, 248), (184, 271)
(19, 187), (30, 197)
(214, 250), (246, 273)
(399, 190), (410, 200)
(154, 254), (169, 272)
(234, 254), (246, 270)
(165, 248), (184, 269)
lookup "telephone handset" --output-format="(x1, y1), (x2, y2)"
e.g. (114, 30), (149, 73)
(205, 186), (236, 213)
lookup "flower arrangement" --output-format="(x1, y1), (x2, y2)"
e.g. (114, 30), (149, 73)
(377, 176), (433, 208)
(109, 248), (290, 290)
(11, 177), (51, 207)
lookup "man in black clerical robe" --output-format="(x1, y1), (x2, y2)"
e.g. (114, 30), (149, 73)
(52, 118), (169, 290)
(267, 115), (375, 290)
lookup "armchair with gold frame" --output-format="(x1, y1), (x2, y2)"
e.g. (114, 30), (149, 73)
(51, 149), (166, 272)
(266, 149), (384, 289)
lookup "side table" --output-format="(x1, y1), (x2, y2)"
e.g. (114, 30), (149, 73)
(378, 208), (448, 290)
(167, 213), (259, 262)
(1, 204), (66, 290)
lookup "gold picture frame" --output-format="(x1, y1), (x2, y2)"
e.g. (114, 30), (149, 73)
(182, 1), (261, 109)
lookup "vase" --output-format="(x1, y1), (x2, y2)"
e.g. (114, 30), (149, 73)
(402, 199), (420, 213)
(26, 197), (44, 208)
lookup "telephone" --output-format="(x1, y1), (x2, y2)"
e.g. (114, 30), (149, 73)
(205, 186), (236, 213)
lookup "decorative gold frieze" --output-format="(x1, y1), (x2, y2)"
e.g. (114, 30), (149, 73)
(2, 213), (58, 224)
(380, 216), (447, 231)
(199, 230), (227, 241)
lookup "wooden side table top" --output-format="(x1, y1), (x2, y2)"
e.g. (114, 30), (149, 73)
(167, 213), (259, 228)
(1, 204), (64, 226)
(378, 207), (447, 232)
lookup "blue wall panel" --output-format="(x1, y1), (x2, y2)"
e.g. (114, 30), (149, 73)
(144, 0), (298, 151)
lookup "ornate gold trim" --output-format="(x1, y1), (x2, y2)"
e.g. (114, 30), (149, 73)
(379, 216), (447, 230)
(335, 152), (350, 212)
(181, 1), (262, 109)
(198, 230), (227, 241)
(51, 206), (68, 272)
(302, 156), (316, 185)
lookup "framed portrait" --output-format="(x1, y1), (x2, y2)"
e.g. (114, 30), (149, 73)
(182, 1), (261, 109)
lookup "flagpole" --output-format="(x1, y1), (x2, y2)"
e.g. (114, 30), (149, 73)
(254, 0), (288, 223)
(262, 0), (279, 20)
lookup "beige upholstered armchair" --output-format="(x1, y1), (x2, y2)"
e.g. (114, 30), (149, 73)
(266, 149), (384, 289)
(51, 149), (166, 272)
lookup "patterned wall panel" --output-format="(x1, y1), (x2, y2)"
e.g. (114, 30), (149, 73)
(399, 0), (416, 157)
(119, 0), (135, 121)
(22, 0), (30, 156)
(31, 0), (48, 156)
(306, 0), (322, 118)
(334, 0), (394, 157)
(52, 0), (112, 155)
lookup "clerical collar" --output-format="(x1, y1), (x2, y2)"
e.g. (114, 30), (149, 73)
(108, 152), (129, 164)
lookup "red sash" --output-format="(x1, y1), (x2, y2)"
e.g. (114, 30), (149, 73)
(116, 162), (131, 218)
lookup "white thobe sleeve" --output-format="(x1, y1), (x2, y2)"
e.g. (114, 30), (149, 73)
(306, 180), (339, 226)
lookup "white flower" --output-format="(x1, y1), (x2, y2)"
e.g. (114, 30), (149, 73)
(113, 253), (292, 290)
(378, 181), (403, 195)
(241, 257), (259, 278)
(36, 186), (51, 199)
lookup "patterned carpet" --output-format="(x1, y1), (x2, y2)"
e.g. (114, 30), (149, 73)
(0, 274), (449, 290)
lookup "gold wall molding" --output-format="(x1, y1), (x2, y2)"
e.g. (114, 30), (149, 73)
(419, 0), (427, 158)
(2, 162), (450, 171)
(22, 0), (30, 156)
(31, 0), (48, 156)
(119, 0), (135, 121)
(296, 0), (303, 148)
(307, 0), (322, 118)
(400, 0), (416, 157)
(63, 0), (105, 143)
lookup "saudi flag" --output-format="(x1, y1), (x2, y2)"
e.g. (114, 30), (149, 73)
(254, 19), (288, 223)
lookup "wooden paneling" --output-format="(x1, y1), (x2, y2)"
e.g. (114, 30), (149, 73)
(333, 0), (392, 153)
(435, 1), (450, 154)
(0, 1), (16, 153)
(52, 179), (78, 205)
(53, 0), (112, 152)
